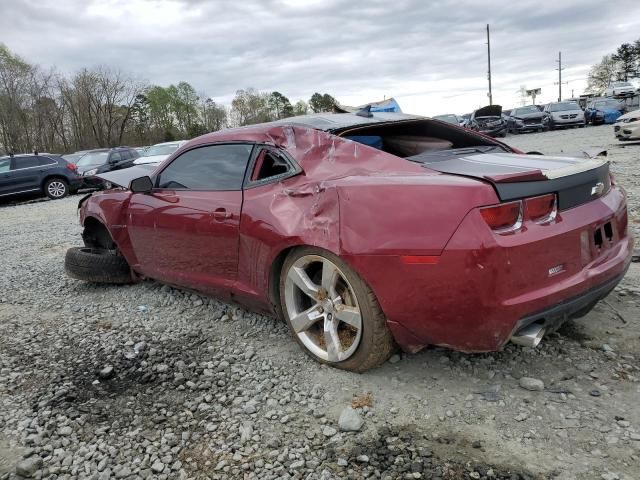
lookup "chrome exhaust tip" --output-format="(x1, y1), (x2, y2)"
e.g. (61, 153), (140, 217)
(510, 323), (545, 348)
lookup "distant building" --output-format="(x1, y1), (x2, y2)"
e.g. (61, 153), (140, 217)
(334, 97), (403, 113)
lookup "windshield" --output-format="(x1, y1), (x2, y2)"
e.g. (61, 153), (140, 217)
(145, 143), (181, 157)
(549, 102), (580, 112)
(513, 106), (539, 115)
(593, 100), (620, 109)
(77, 151), (109, 167)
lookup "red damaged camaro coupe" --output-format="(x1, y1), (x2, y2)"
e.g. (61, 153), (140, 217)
(65, 111), (633, 372)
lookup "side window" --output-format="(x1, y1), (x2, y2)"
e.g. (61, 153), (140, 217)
(12, 156), (40, 169)
(0, 158), (10, 172)
(110, 152), (122, 162)
(119, 150), (130, 160)
(157, 144), (253, 191)
(129, 149), (140, 159)
(36, 156), (56, 166)
(251, 148), (292, 182)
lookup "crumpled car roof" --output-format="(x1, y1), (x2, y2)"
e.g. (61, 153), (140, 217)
(97, 124), (431, 189)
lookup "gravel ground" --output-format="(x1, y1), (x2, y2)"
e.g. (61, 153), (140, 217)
(0, 124), (639, 480)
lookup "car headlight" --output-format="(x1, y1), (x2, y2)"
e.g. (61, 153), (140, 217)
(84, 169), (98, 176)
(624, 117), (638, 123)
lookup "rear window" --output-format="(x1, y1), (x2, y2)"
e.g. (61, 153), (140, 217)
(36, 156), (57, 166)
(12, 156), (41, 169)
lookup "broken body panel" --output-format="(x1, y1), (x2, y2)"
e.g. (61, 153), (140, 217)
(82, 113), (633, 353)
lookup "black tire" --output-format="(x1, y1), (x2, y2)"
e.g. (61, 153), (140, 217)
(65, 247), (133, 284)
(279, 246), (395, 372)
(44, 177), (69, 199)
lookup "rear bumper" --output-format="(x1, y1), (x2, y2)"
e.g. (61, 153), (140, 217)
(345, 186), (633, 352)
(68, 176), (84, 190)
(81, 175), (106, 189)
(511, 265), (627, 335)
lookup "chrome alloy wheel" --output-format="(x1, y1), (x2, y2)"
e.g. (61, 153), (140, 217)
(47, 181), (66, 198)
(284, 255), (362, 362)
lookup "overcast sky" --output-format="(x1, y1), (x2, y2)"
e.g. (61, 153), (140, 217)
(2, 0), (640, 115)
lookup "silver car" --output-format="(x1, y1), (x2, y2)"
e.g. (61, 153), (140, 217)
(543, 102), (585, 130)
(605, 81), (636, 98)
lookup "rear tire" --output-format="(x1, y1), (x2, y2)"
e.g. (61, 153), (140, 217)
(44, 178), (68, 199)
(279, 247), (394, 372)
(65, 247), (133, 284)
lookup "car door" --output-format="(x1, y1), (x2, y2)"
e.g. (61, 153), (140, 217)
(8, 156), (42, 194)
(119, 150), (135, 169)
(0, 157), (13, 196)
(126, 143), (254, 297)
(585, 102), (595, 122)
(108, 151), (124, 171)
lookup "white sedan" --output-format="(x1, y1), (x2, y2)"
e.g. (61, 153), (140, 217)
(605, 81), (636, 98)
(133, 140), (188, 166)
(614, 109), (640, 141)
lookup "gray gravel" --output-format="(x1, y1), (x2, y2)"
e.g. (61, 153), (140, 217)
(0, 124), (639, 479)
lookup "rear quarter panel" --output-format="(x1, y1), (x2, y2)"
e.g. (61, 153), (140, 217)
(336, 174), (499, 256)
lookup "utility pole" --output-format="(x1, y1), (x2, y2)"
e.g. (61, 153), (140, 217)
(555, 51), (565, 102)
(486, 24), (493, 105)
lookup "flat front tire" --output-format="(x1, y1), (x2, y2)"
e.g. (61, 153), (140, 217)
(279, 247), (394, 372)
(65, 247), (133, 284)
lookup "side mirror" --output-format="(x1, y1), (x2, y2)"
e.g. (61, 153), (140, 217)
(129, 176), (153, 193)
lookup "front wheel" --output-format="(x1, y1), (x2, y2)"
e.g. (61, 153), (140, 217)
(45, 178), (68, 199)
(280, 247), (394, 372)
(65, 247), (133, 284)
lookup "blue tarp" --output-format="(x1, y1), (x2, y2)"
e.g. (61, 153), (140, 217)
(369, 98), (402, 113)
(603, 109), (622, 124)
(345, 135), (384, 149)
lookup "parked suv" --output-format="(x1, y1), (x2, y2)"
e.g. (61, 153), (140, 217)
(76, 147), (140, 188)
(0, 153), (82, 200)
(507, 105), (549, 133)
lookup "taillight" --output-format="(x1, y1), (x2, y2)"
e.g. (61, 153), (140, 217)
(525, 193), (557, 224)
(66, 163), (77, 172)
(480, 201), (522, 233)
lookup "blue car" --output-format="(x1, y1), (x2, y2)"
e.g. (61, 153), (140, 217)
(585, 99), (624, 125)
(0, 153), (83, 200)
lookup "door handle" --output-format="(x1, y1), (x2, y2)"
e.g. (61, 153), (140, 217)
(212, 208), (232, 220)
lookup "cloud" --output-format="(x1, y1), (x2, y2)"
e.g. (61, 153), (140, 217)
(2, 0), (639, 115)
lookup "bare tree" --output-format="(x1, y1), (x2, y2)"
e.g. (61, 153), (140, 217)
(587, 55), (619, 94)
